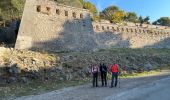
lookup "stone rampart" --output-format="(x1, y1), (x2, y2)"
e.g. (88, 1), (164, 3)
(92, 22), (170, 48)
(15, 0), (170, 52)
(15, 0), (96, 52)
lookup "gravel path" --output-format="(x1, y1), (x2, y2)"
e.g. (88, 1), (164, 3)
(14, 73), (170, 100)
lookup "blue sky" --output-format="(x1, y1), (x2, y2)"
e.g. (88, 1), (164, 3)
(85, 0), (170, 22)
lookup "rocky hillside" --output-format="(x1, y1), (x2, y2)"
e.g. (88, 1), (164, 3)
(0, 47), (170, 84)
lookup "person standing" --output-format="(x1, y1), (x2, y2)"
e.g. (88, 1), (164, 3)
(100, 63), (107, 86)
(110, 63), (119, 88)
(91, 64), (99, 87)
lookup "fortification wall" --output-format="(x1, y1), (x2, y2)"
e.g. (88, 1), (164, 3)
(15, 0), (97, 52)
(92, 22), (170, 48)
(15, 0), (170, 52)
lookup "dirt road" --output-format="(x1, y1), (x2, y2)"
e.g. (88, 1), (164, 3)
(14, 74), (170, 100)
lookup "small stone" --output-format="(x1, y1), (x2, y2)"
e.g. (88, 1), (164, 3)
(9, 63), (21, 75)
(59, 77), (64, 81)
(65, 74), (73, 81)
(57, 65), (63, 70)
(7, 77), (17, 83)
(21, 77), (28, 83)
(30, 72), (40, 79)
(144, 62), (153, 71)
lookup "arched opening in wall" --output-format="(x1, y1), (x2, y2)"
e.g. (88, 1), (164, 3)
(46, 7), (51, 15)
(56, 9), (60, 15)
(73, 12), (76, 18)
(143, 30), (145, 33)
(146, 30), (149, 33)
(139, 29), (141, 33)
(65, 11), (68, 16)
(96, 25), (99, 30)
(80, 13), (83, 18)
(122, 28), (124, 32)
(102, 26), (105, 30)
(157, 31), (160, 35)
(135, 29), (137, 33)
(112, 27), (115, 31)
(131, 28), (133, 33)
(117, 27), (119, 31)
(37, 5), (41, 12)
(126, 28), (129, 32)
(107, 26), (109, 30)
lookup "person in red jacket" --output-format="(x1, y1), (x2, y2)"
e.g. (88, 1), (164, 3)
(110, 63), (119, 88)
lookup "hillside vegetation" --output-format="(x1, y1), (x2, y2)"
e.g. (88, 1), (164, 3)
(0, 47), (170, 83)
(0, 0), (85, 26)
(0, 47), (170, 99)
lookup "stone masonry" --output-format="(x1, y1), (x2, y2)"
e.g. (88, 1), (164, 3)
(93, 21), (170, 48)
(15, 0), (96, 52)
(15, 0), (170, 52)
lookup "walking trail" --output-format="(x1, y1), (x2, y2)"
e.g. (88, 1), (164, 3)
(14, 72), (170, 100)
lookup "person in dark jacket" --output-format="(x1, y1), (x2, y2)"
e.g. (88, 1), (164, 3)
(100, 63), (107, 86)
(91, 64), (99, 87)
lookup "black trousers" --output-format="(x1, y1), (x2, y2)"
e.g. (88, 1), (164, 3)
(111, 72), (118, 87)
(101, 72), (107, 86)
(93, 73), (98, 87)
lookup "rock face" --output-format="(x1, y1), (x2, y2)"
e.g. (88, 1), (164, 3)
(8, 63), (21, 75)
(0, 27), (16, 46)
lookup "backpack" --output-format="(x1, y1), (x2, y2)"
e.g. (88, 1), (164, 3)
(101, 66), (106, 72)
(92, 66), (98, 73)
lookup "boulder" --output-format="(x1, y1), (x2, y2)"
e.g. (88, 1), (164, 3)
(6, 77), (17, 83)
(21, 77), (28, 83)
(29, 72), (41, 79)
(59, 77), (64, 81)
(144, 62), (153, 71)
(8, 63), (21, 75)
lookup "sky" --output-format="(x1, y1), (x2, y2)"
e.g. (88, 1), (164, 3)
(85, 0), (170, 22)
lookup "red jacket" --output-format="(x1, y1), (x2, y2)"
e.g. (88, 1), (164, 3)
(111, 64), (119, 73)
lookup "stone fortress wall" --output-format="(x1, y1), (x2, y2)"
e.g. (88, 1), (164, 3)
(15, 0), (170, 52)
(15, 0), (97, 52)
(92, 21), (170, 48)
